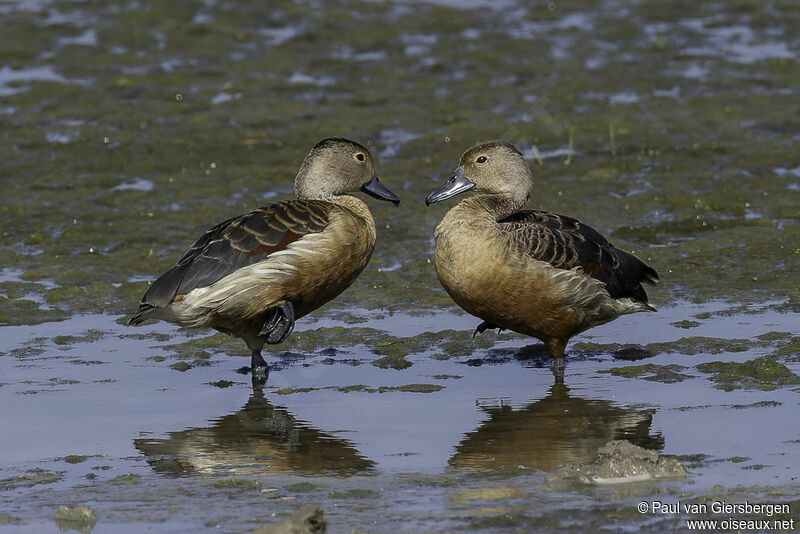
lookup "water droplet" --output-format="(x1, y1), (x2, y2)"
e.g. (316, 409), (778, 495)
(175, 92), (183, 101)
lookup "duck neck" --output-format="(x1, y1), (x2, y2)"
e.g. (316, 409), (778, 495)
(472, 193), (523, 221)
(327, 194), (374, 221)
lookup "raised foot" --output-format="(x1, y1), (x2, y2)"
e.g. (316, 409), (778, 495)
(472, 320), (503, 338)
(260, 301), (295, 344)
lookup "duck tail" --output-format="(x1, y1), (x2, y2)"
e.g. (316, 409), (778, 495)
(128, 304), (155, 326)
(640, 301), (657, 312)
(641, 264), (659, 286)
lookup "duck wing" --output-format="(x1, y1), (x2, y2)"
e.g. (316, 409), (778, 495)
(130, 200), (331, 322)
(498, 210), (659, 302)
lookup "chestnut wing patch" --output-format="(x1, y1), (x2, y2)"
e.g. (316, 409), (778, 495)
(499, 210), (658, 302)
(139, 200), (331, 309)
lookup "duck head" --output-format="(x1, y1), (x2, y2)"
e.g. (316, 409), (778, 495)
(295, 137), (400, 204)
(426, 140), (532, 207)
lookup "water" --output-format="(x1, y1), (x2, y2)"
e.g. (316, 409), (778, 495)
(1, 0), (799, 531)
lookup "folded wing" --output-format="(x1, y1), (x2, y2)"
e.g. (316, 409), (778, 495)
(499, 211), (658, 302)
(130, 200), (331, 323)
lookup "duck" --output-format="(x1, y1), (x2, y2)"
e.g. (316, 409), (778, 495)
(425, 140), (658, 358)
(129, 137), (400, 378)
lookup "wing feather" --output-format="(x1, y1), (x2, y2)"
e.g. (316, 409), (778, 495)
(499, 210), (659, 302)
(130, 200), (332, 321)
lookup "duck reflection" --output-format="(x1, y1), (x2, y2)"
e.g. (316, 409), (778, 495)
(134, 388), (374, 476)
(449, 378), (664, 471)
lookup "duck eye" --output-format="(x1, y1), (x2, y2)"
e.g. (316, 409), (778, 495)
(354, 152), (366, 162)
(475, 155), (487, 164)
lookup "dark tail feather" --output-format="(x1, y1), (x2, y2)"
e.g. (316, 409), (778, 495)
(128, 304), (155, 326)
(641, 264), (659, 286)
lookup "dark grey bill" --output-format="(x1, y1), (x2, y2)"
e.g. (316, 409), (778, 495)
(361, 175), (400, 205)
(425, 166), (475, 205)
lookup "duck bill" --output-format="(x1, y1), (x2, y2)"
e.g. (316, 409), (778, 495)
(361, 175), (400, 205)
(425, 166), (475, 205)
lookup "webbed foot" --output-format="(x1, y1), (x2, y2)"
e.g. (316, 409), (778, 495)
(260, 301), (295, 344)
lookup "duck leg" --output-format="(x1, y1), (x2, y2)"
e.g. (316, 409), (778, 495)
(260, 301), (295, 344)
(251, 349), (269, 382)
(547, 337), (567, 381)
(472, 320), (503, 338)
(550, 356), (565, 382)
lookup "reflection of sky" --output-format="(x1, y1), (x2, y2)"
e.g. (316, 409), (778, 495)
(1, 301), (799, 490)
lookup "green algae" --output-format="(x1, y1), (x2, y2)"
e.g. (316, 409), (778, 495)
(647, 337), (754, 355)
(0, 514), (21, 525)
(150, 326), (499, 371)
(696, 356), (800, 391)
(600, 364), (692, 384)
(211, 478), (259, 490)
(673, 453), (710, 469)
(579, 333), (800, 365)
(61, 455), (89, 464)
(728, 400), (783, 409)
(379, 383), (444, 394)
(110, 474), (141, 485)
(54, 505), (96, 532)
(207, 380), (235, 389)
(0, 468), (64, 491)
(169, 361), (193, 372)
(273, 386), (317, 395)
(756, 331), (794, 343)
(775, 337), (800, 360)
(335, 384), (370, 393)
(742, 464), (768, 470)
(671, 320), (701, 329)
(372, 353), (412, 370)
(53, 329), (104, 346)
(9, 338), (47, 359)
(162, 332), (238, 367)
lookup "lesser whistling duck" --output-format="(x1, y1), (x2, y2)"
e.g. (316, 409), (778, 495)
(426, 140), (658, 358)
(129, 138), (400, 378)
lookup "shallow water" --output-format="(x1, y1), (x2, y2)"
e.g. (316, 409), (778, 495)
(1, 0), (799, 531)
